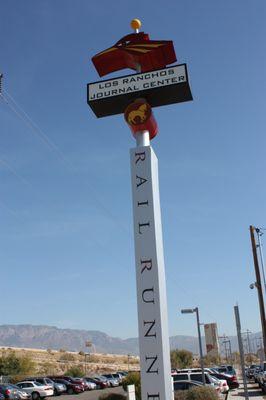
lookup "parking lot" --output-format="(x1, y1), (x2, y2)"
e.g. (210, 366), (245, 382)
(228, 380), (265, 400)
(60, 387), (125, 400)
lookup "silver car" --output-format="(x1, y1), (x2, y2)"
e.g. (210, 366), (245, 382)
(9, 386), (30, 400)
(101, 375), (119, 387)
(16, 382), (54, 400)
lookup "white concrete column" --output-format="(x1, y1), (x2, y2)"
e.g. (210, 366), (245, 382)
(130, 145), (172, 400)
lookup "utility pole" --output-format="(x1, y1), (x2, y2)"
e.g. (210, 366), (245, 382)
(250, 225), (266, 359)
(219, 334), (232, 363)
(256, 228), (266, 293)
(227, 339), (232, 364)
(0, 73), (3, 95)
(234, 305), (249, 400)
(242, 330), (252, 354)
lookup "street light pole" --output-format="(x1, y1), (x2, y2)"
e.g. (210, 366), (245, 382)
(181, 308), (205, 385)
(84, 353), (87, 375)
(195, 308), (205, 386)
(234, 305), (249, 400)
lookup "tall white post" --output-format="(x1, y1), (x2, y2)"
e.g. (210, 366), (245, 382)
(130, 139), (172, 400)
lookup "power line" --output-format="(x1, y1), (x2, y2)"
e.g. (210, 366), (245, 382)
(3, 89), (72, 168)
(0, 156), (32, 187)
(1, 86), (130, 236)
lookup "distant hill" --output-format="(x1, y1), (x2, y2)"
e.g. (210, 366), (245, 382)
(0, 324), (259, 355)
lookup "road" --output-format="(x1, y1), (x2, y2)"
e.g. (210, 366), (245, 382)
(61, 387), (125, 400)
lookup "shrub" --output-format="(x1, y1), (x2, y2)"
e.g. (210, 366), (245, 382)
(174, 392), (187, 400)
(38, 362), (54, 375)
(59, 353), (75, 362)
(171, 349), (193, 369)
(65, 366), (84, 377)
(122, 372), (141, 400)
(174, 387), (219, 400)
(99, 394), (126, 400)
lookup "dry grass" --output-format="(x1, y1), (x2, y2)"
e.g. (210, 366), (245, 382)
(0, 346), (139, 376)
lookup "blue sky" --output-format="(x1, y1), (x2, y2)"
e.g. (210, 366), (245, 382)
(0, 0), (265, 341)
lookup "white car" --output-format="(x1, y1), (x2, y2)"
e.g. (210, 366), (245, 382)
(16, 382), (54, 400)
(84, 381), (97, 390)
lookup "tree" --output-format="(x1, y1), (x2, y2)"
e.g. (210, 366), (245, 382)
(0, 352), (35, 376)
(18, 355), (35, 375)
(203, 354), (221, 367)
(171, 349), (193, 369)
(0, 352), (20, 375)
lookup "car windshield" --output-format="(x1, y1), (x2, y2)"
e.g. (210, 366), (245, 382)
(98, 377), (107, 382)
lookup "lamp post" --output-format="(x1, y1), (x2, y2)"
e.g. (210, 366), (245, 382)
(84, 353), (89, 375)
(181, 308), (205, 385)
(85, 341), (93, 375)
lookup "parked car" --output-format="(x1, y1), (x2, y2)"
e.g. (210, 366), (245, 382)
(59, 378), (84, 391)
(254, 366), (263, 383)
(68, 379), (88, 392)
(173, 372), (221, 394)
(49, 379), (82, 395)
(92, 376), (110, 388)
(256, 362), (266, 393)
(174, 380), (204, 391)
(101, 375), (119, 387)
(0, 385), (20, 400)
(208, 369), (239, 389)
(8, 386), (30, 400)
(210, 375), (229, 394)
(214, 365), (236, 376)
(112, 374), (124, 384)
(81, 380), (96, 391)
(246, 364), (260, 380)
(84, 377), (107, 390)
(25, 379), (66, 396)
(15, 382), (53, 400)
(173, 368), (229, 394)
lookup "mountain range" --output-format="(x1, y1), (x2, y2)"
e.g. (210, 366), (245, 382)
(0, 325), (259, 355)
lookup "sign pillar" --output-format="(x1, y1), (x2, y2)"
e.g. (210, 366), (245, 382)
(130, 140), (172, 400)
(87, 18), (193, 400)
